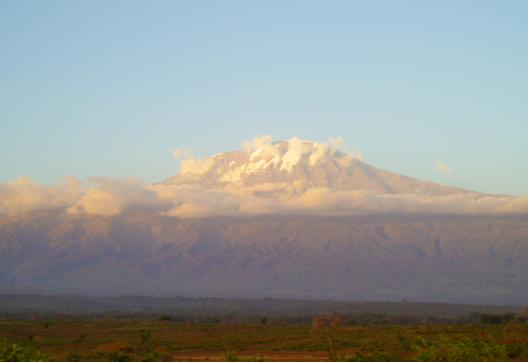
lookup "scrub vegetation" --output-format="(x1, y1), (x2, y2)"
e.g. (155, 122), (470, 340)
(0, 313), (527, 361)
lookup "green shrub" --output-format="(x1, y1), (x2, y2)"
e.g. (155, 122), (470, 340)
(222, 351), (265, 362)
(505, 344), (525, 359)
(397, 334), (412, 351)
(66, 353), (83, 362)
(0, 339), (48, 362)
(346, 352), (405, 362)
(106, 351), (134, 362)
(138, 329), (152, 344)
(138, 351), (171, 362)
(413, 337), (508, 362)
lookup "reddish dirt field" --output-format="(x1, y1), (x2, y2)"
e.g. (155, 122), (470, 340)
(1, 319), (527, 361)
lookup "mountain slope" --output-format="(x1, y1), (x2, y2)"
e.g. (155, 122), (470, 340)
(1, 211), (527, 304)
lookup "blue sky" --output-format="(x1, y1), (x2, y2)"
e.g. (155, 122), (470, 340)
(1, 0), (527, 195)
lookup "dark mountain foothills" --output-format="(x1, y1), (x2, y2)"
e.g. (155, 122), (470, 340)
(0, 294), (524, 323)
(1, 210), (528, 304)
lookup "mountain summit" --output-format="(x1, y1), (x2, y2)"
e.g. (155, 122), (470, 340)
(164, 137), (472, 197)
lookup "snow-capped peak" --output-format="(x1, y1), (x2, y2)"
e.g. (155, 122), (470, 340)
(166, 136), (363, 187)
(164, 136), (474, 197)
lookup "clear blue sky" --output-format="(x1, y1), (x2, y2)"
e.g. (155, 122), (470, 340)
(1, 0), (527, 195)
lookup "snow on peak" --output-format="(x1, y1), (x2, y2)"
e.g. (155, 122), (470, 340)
(164, 135), (471, 197)
(172, 136), (363, 181)
(164, 135), (428, 195)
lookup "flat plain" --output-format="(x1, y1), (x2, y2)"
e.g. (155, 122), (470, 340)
(1, 318), (528, 361)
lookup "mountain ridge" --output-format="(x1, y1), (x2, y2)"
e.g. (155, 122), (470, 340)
(1, 210), (527, 304)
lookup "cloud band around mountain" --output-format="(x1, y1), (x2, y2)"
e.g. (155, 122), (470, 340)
(1, 176), (527, 218)
(1, 136), (527, 218)
(155, 182), (526, 217)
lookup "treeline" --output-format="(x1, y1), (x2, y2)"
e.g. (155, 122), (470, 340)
(3, 311), (523, 326)
(0, 294), (525, 325)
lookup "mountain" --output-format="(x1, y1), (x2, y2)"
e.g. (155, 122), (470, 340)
(164, 139), (476, 197)
(0, 138), (526, 304)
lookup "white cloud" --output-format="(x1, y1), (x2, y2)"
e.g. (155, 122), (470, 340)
(171, 147), (216, 175)
(67, 189), (122, 216)
(0, 176), (81, 216)
(180, 158), (215, 175)
(65, 178), (163, 217)
(0, 175), (527, 218)
(242, 135), (273, 152)
(327, 137), (346, 150)
(171, 148), (193, 160)
(1, 136), (527, 219)
(436, 161), (452, 175)
(280, 137), (313, 171)
(328, 136), (363, 161)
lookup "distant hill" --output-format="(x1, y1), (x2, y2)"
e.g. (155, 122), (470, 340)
(0, 294), (523, 320)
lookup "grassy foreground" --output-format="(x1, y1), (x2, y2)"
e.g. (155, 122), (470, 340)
(1, 319), (528, 361)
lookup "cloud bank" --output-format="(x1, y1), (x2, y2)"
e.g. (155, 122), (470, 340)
(1, 136), (527, 218)
(1, 178), (526, 218)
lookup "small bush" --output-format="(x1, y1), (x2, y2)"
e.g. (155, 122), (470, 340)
(479, 314), (516, 325)
(138, 329), (152, 343)
(505, 344), (525, 359)
(222, 351), (265, 362)
(107, 351), (134, 362)
(397, 334), (412, 351)
(346, 352), (404, 362)
(66, 353), (83, 362)
(413, 337), (508, 362)
(0, 339), (48, 362)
